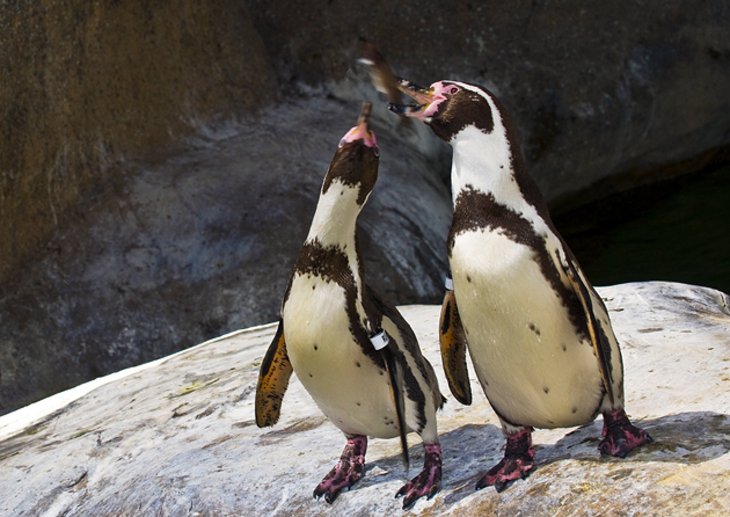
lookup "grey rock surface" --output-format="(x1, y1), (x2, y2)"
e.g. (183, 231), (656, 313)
(0, 98), (451, 414)
(1, 282), (728, 516)
(4, 0), (730, 426)
(248, 0), (730, 206)
(0, 0), (276, 285)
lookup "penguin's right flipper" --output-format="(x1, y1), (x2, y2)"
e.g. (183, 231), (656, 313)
(378, 330), (410, 471)
(559, 256), (615, 406)
(255, 319), (293, 427)
(439, 290), (472, 405)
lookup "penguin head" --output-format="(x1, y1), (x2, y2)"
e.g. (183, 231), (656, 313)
(322, 102), (380, 206)
(389, 79), (495, 142)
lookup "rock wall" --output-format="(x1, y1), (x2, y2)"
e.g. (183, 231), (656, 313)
(2, 1), (729, 414)
(1, 282), (728, 515)
(0, 99), (451, 414)
(247, 0), (730, 206)
(0, 0), (276, 285)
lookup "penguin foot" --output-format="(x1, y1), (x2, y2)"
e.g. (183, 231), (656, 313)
(599, 408), (653, 458)
(395, 443), (442, 510)
(313, 435), (368, 504)
(475, 428), (535, 492)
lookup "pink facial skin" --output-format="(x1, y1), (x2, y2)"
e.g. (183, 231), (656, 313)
(338, 123), (378, 149)
(411, 81), (461, 121)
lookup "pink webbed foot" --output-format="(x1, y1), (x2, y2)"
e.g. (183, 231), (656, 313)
(476, 428), (535, 492)
(313, 435), (368, 504)
(395, 443), (442, 510)
(599, 408), (653, 458)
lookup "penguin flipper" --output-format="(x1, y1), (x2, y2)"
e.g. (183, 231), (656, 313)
(438, 289), (473, 405)
(560, 255), (615, 405)
(255, 319), (293, 427)
(366, 285), (444, 408)
(379, 332), (410, 471)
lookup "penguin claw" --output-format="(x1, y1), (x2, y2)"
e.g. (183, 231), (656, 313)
(313, 436), (367, 504)
(394, 443), (442, 510)
(475, 456), (535, 492)
(599, 408), (653, 457)
(493, 478), (516, 493)
(312, 464), (364, 504)
(475, 429), (535, 492)
(395, 476), (441, 511)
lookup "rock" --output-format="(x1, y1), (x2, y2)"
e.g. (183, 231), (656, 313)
(1, 282), (728, 515)
(0, 98), (451, 413)
(3, 0), (730, 446)
(247, 0), (730, 206)
(0, 3), (455, 415)
(0, 0), (276, 285)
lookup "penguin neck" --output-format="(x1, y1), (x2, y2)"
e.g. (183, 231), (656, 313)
(306, 179), (363, 249)
(450, 125), (527, 212)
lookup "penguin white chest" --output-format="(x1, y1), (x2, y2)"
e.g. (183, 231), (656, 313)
(282, 274), (400, 438)
(450, 229), (603, 428)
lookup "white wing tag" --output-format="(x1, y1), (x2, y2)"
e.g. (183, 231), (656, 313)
(444, 275), (454, 291)
(370, 330), (390, 350)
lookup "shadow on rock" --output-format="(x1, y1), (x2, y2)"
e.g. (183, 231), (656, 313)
(545, 411), (730, 465)
(345, 423), (503, 504)
(359, 411), (729, 506)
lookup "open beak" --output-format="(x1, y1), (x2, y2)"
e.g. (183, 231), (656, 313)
(356, 42), (436, 119)
(388, 78), (437, 118)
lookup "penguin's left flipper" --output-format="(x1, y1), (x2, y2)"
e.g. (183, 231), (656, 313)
(439, 290), (472, 405)
(559, 255), (615, 405)
(255, 319), (293, 427)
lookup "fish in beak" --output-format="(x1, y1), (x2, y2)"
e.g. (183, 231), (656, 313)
(358, 41), (402, 106)
(357, 41), (436, 120)
(357, 42), (457, 123)
(390, 79), (458, 122)
(389, 78), (435, 116)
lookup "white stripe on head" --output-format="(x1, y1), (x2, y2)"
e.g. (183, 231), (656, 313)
(445, 81), (548, 227)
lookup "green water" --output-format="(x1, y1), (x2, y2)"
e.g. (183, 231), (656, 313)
(556, 164), (730, 295)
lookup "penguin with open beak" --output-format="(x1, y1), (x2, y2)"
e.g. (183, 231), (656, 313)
(255, 103), (445, 509)
(384, 77), (652, 491)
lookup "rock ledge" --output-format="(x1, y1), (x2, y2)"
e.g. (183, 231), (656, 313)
(1, 282), (728, 516)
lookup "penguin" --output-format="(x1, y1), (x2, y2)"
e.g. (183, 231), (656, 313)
(384, 78), (653, 491)
(255, 102), (444, 509)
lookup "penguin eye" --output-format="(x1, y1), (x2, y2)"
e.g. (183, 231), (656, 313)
(446, 86), (460, 95)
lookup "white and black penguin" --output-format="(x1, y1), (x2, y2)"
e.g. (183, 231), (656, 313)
(386, 79), (652, 491)
(255, 103), (445, 509)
